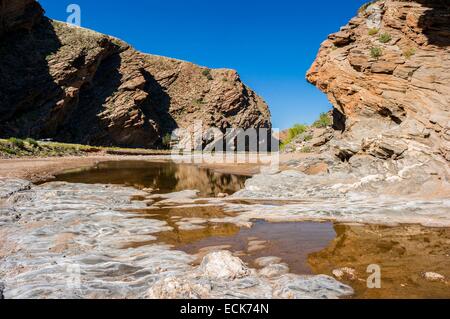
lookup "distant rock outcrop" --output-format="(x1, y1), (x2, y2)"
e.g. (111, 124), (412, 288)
(0, 0), (270, 148)
(307, 0), (449, 163)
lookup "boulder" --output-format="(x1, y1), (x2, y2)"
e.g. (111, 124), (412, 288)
(199, 251), (251, 280)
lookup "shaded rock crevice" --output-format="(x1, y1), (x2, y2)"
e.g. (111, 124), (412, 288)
(0, 0), (43, 37)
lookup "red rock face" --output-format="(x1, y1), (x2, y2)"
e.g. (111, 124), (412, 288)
(0, 0), (271, 148)
(306, 0), (450, 162)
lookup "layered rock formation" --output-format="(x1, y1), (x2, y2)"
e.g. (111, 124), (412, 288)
(0, 179), (353, 299)
(0, 0), (270, 148)
(240, 0), (449, 209)
(307, 0), (449, 165)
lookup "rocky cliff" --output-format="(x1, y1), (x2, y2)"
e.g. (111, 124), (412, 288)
(0, 0), (42, 36)
(269, 0), (449, 199)
(0, 0), (270, 148)
(307, 0), (449, 164)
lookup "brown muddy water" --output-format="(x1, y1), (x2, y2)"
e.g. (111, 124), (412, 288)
(54, 160), (248, 197)
(54, 161), (450, 299)
(126, 206), (450, 299)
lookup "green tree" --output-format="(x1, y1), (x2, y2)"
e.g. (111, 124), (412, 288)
(312, 113), (332, 128)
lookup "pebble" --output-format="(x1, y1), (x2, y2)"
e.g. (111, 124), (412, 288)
(332, 267), (357, 281)
(422, 272), (446, 282)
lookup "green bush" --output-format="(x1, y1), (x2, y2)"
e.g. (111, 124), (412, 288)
(368, 28), (379, 36)
(312, 112), (332, 128)
(288, 124), (308, 140)
(379, 33), (392, 43)
(280, 124), (308, 150)
(25, 138), (39, 147)
(8, 137), (25, 149)
(403, 48), (416, 59)
(0, 144), (17, 155)
(370, 46), (383, 59)
(202, 69), (213, 81)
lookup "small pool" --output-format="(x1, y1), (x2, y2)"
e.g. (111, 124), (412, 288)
(54, 160), (249, 197)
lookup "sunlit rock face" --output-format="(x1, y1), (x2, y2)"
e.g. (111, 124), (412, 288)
(264, 0), (450, 203)
(0, 0), (270, 148)
(276, 1), (450, 211)
(307, 0), (450, 163)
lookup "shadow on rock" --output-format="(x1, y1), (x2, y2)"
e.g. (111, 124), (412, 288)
(416, 0), (450, 47)
(0, 18), (63, 138)
(141, 69), (178, 137)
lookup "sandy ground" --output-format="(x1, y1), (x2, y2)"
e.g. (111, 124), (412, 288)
(0, 155), (205, 183)
(0, 156), (123, 183)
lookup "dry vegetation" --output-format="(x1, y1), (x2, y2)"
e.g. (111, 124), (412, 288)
(0, 138), (170, 158)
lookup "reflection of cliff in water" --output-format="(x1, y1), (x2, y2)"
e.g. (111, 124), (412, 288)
(172, 164), (246, 196)
(54, 161), (248, 196)
(308, 224), (450, 299)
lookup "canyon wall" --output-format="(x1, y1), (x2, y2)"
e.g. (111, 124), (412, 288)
(307, 0), (449, 163)
(0, 0), (271, 148)
(0, 0), (42, 36)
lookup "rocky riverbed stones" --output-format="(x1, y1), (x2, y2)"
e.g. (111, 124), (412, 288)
(148, 251), (353, 299)
(0, 179), (354, 299)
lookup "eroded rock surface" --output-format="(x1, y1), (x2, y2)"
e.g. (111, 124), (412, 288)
(147, 250), (353, 299)
(0, 0), (270, 148)
(276, 0), (450, 207)
(229, 168), (450, 227)
(0, 179), (352, 299)
(307, 0), (450, 162)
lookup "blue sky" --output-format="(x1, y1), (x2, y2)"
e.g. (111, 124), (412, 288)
(39, 0), (366, 129)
